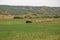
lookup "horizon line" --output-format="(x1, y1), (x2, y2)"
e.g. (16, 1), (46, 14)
(0, 4), (60, 7)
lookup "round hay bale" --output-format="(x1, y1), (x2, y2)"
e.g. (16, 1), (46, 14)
(26, 19), (32, 23)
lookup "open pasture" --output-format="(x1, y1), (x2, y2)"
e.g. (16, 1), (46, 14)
(0, 18), (60, 40)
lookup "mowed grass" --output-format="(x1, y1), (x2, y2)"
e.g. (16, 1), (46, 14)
(0, 18), (60, 40)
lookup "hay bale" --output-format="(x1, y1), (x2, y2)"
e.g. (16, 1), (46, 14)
(35, 19), (54, 23)
(26, 19), (32, 23)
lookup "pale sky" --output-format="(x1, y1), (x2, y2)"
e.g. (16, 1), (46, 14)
(0, 0), (60, 7)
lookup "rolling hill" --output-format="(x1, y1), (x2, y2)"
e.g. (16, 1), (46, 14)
(0, 5), (60, 16)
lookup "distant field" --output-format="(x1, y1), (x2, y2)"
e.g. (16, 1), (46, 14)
(0, 18), (60, 40)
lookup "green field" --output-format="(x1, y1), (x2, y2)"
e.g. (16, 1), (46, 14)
(0, 18), (60, 40)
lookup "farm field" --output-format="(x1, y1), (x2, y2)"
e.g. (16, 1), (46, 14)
(0, 18), (60, 40)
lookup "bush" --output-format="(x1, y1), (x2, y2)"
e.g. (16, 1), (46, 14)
(14, 17), (24, 19)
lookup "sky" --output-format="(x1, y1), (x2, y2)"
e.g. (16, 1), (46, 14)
(0, 0), (60, 7)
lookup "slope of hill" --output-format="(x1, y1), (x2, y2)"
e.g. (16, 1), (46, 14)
(0, 5), (60, 16)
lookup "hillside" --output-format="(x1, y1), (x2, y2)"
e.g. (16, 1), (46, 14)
(0, 5), (60, 16)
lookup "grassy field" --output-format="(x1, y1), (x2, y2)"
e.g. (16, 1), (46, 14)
(0, 18), (60, 40)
